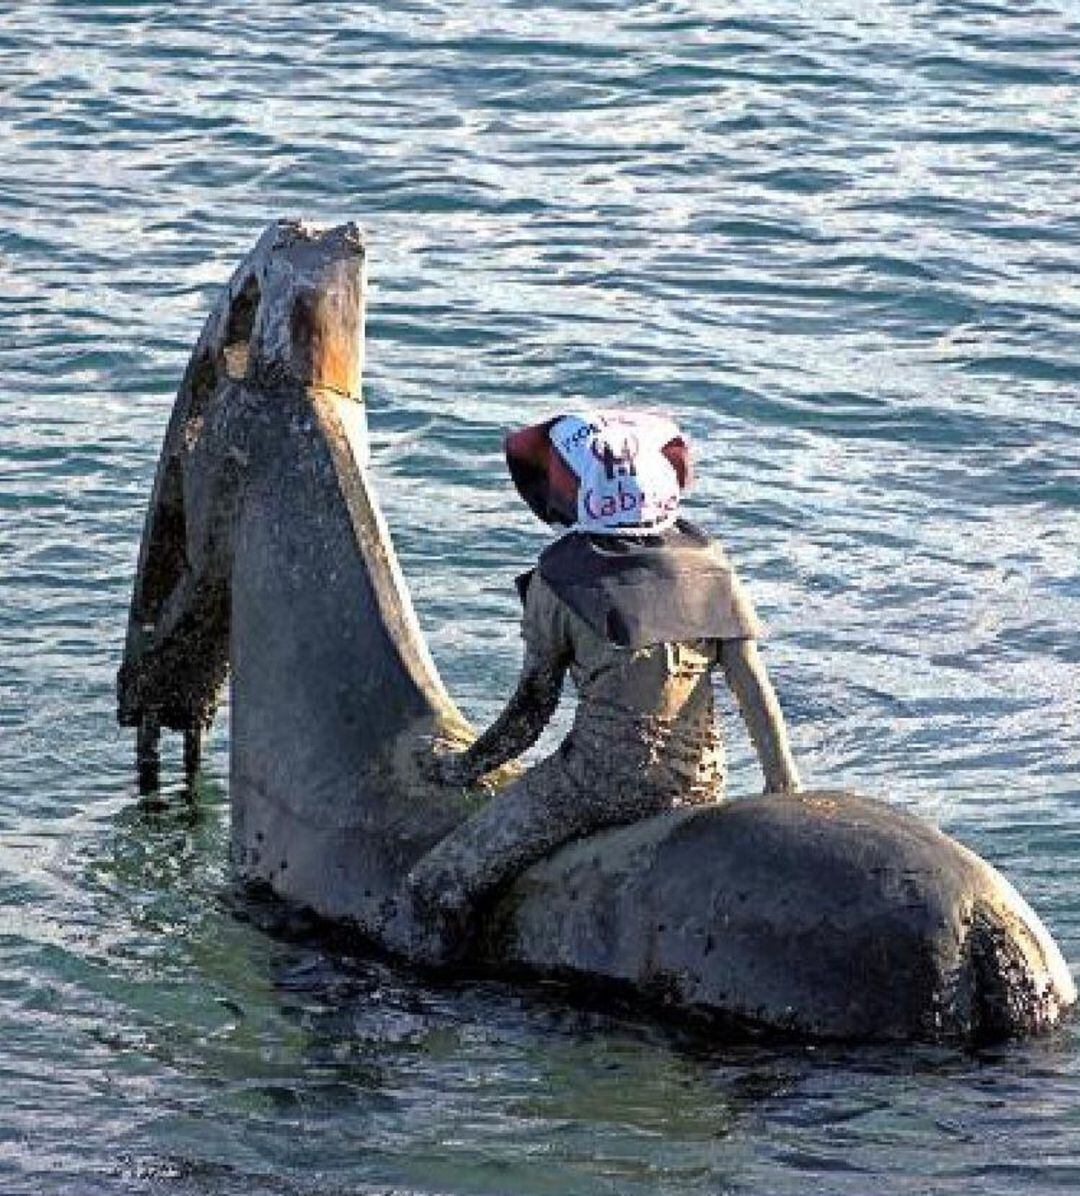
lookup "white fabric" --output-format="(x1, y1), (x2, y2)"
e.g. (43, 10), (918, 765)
(549, 409), (683, 535)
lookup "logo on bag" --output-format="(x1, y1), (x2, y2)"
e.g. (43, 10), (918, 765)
(592, 432), (639, 480)
(551, 409), (682, 533)
(582, 481), (678, 523)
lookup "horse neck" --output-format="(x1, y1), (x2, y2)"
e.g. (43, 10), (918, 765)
(228, 386), (464, 821)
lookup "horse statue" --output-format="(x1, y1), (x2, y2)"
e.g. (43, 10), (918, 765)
(117, 220), (1075, 1043)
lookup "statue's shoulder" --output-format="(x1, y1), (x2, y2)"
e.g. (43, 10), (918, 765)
(536, 531), (591, 578)
(515, 533), (588, 606)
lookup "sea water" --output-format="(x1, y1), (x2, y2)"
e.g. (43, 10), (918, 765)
(1, 2), (1078, 1192)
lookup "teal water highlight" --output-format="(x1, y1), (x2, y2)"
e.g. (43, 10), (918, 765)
(1, 2), (1078, 1192)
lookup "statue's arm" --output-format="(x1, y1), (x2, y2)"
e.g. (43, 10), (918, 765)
(434, 571), (572, 787)
(719, 639), (802, 794)
(442, 652), (567, 785)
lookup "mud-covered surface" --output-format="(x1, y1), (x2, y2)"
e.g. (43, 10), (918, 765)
(484, 792), (1075, 1044)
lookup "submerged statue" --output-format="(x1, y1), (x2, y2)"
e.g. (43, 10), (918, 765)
(117, 220), (1075, 1043)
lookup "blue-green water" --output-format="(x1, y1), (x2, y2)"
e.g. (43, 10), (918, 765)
(1, 1), (1078, 1192)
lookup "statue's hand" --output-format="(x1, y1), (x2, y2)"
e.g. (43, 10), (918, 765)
(424, 750), (477, 789)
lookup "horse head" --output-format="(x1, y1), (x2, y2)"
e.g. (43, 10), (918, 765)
(118, 221), (473, 923)
(119, 219), (369, 736)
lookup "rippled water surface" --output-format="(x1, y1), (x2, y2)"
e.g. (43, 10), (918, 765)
(2, 1), (1079, 1192)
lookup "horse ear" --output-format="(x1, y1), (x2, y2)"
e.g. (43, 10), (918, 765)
(662, 437), (693, 492)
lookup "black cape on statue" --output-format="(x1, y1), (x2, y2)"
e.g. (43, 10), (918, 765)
(516, 519), (763, 650)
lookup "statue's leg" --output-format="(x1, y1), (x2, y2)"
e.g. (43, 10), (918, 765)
(404, 752), (668, 962)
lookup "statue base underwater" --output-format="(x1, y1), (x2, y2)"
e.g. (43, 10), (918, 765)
(117, 220), (1075, 1044)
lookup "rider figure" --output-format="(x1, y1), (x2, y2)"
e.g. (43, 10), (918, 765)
(406, 408), (801, 960)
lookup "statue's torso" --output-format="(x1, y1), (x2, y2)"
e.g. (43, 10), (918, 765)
(523, 574), (726, 805)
